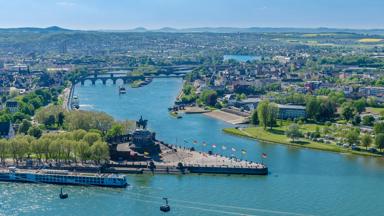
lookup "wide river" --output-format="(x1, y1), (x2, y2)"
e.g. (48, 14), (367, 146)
(2, 78), (384, 216)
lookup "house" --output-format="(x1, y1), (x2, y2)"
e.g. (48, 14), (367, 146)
(0, 86), (10, 95)
(0, 122), (15, 139)
(277, 104), (306, 120)
(235, 98), (261, 111)
(359, 87), (384, 97)
(5, 101), (19, 113)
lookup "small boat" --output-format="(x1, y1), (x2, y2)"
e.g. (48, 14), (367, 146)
(119, 86), (127, 94)
(59, 188), (68, 199)
(160, 197), (170, 212)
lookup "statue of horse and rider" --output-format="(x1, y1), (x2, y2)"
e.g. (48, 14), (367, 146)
(136, 116), (148, 129)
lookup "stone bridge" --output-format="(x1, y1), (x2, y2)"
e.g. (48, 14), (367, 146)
(78, 72), (186, 85)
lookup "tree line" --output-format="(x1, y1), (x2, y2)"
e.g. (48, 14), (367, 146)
(0, 130), (110, 165)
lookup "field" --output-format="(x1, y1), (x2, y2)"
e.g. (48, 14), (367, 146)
(366, 107), (384, 115)
(358, 38), (383, 43)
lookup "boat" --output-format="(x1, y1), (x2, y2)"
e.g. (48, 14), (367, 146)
(59, 187), (68, 199)
(71, 95), (80, 109)
(119, 86), (127, 94)
(160, 197), (171, 212)
(0, 168), (128, 188)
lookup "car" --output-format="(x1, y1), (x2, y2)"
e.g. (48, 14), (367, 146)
(368, 147), (378, 153)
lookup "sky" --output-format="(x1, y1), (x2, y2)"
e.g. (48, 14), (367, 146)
(0, 0), (383, 30)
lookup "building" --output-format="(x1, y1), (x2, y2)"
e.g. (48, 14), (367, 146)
(277, 104), (306, 120)
(0, 122), (15, 139)
(235, 98), (261, 111)
(359, 87), (384, 97)
(5, 101), (18, 113)
(0, 86), (10, 96)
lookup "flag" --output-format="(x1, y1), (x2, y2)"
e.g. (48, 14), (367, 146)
(262, 153), (267, 158)
(212, 144), (217, 148)
(231, 147), (236, 152)
(222, 146), (227, 150)
(241, 149), (247, 155)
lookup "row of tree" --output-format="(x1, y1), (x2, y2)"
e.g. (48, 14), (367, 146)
(0, 130), (110, 165)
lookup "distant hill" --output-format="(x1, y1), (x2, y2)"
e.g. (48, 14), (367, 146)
(0, 26), (383, 35)
(149, 27), (384, 35)
(0, 26), (73, 33)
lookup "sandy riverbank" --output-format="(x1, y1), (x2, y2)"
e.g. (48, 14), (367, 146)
(182, 106), (210, 114)
(203, 110), (248, 124)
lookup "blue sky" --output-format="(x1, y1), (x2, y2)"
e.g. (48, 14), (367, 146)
(0, 0), (383, 29)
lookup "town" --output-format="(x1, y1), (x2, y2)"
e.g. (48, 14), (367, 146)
(1, 28), (384, 161)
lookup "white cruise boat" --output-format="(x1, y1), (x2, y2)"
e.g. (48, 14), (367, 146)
(0, 168), (128, 188)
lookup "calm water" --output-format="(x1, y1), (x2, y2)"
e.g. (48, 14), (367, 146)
(223, 55), (261, 62)
(2, 78), (384, 216)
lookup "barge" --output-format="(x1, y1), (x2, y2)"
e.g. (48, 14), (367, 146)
(0, 168), (128, 188)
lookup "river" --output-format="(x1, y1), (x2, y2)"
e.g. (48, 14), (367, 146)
(1, 78), (384, 216)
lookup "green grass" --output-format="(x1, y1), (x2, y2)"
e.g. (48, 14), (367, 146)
(223, 126), (380, 157)
(366, 107), (384, 115)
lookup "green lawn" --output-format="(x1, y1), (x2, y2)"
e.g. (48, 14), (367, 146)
(223, 126), (380, 157)
(366, 107), (384, 115)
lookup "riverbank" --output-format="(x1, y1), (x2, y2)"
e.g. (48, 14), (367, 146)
(182, 106), (210, 114)
(203, 110), (248, 124)
(223, 127), (381, 157)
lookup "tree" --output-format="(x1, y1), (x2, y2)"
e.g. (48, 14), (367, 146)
(75, 141), (90, 164)
(362, 115), (375, 126)
(18, 119), (32, 134)
(32, 139), (45, 162)
(360, 134), (372, 150)
(318, 99), (336, 121)
(44, 114), (56, 127)
(9, 136), (29, 163)
(90, 141), (109, 164)
(285, 124), (302, 142)
(200, 90), (218, 106)
(375, 133), (384, 152)
(257, 101), (279, 130)
(306, 97), (320, 120)
(351, 115), (361, 126)
(65, 110), (114, 132)
(72, 129), (87, 141)
(345, 130), (360, 146)
(353, 99), (366, 114)
(374, 122), (384, 134)
(341, 102), (355, 121)
(82, 132), (102, 145)
(57, 112), (65, 127)
(257, 100), (269, 130)
(106, 124), (124, 139)
(28, 126), (43, 138)
(250, 109), (259, 125)
(267, 103), (279, 129)
(0, 139), (9, 164)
